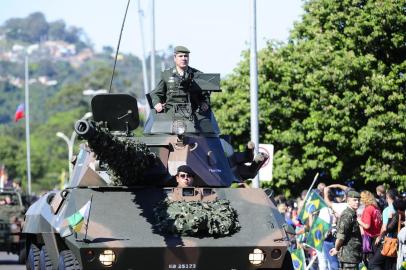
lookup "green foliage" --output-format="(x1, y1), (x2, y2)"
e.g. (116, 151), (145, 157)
(0, 135), (23, 179)
(213, 0), (406, 192)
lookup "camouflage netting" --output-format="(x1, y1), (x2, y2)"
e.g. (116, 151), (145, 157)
(84, 121), (155, 186)
(153, 199), (240, 237)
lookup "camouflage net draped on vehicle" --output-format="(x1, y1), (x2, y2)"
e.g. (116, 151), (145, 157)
(153, 199), (240, 237)
(84, 122), (155, 186)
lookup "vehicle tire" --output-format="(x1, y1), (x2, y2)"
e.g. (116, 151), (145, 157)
(39, 246), (53, 270)
(18, 244), (26, 264)
(26, 244), (40, 270)
(58, 250), (81, 270)
(281, 250), (294, 270)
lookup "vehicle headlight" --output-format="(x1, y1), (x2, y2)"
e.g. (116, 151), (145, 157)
(248, 248), (266, 265)
(172, 120), (186, 135)
(99, 249), (115, 267)
(270, 248), (282, 259)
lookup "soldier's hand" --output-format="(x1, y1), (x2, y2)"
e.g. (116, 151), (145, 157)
(200, 102), (209, 112)
(154, 103), (165, 113)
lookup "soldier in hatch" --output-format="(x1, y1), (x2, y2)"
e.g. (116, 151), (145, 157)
(329, 190), (362, 270)
(150, 46), (210, 113)
(175, 165), (195, 188)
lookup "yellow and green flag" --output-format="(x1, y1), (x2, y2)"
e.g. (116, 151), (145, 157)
(291, 248), (306, 270)
(298, 190), (328, 223)
(306, 207), (331, 251)
(67, 200), (91, 233)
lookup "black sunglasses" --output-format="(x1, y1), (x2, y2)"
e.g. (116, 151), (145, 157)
(178, 173), (193, 179)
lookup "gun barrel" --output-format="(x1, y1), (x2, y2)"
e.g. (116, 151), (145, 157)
(73, 119), (154, 185)
(74, 119), (95, 139)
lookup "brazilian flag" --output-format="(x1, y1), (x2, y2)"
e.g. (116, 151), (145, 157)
(291, 248), (306, 270)
(306, 207), (331, 251)
(298, 190), (328, 223)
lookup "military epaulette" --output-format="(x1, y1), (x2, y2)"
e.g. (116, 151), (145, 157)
(188, 66), (199, 73)
(162, 67), (175, 72)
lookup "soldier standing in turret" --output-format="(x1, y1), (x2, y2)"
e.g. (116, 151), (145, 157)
(150, 46), (210, 113)
(329, 190), (362, 270)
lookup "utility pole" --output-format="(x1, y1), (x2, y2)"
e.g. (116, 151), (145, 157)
(137, 0), (151, 117)
(24, 54), (32, 195)
(150, 0), (156, 89)
(250, 0), (260, 188)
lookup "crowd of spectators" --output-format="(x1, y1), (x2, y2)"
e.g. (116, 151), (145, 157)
(274, 183), (406, 270)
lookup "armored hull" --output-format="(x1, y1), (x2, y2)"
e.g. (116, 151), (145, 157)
(25, 187), (289, 269)
(23, 92), (293, 270)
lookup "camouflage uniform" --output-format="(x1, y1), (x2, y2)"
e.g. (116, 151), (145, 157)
(336, 206), (362, 270)
(150, 66), (210, 112)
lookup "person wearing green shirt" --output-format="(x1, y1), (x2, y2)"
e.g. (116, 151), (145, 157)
(329, 190), (362, 270)
(150, 45), (209, 114)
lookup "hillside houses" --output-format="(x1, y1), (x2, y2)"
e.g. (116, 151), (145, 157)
(0, 40), (94, 65)
(0, 40), (96, 87)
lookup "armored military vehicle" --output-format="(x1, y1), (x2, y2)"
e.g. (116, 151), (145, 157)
(0, 188), (26, 263)
(22, 74), (293, 270)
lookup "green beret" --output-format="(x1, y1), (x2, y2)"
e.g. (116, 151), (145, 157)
(347, 190), (361, 199)
(174, 46), (190, 54)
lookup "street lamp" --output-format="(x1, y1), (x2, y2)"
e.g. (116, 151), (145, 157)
(56, 131), (74, 178)
(56, 112), (93, 179)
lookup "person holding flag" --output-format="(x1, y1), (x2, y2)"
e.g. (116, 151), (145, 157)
(305, 207), (330, 269)
(298, 189), (328, 224)
(297, 188), (331, 269)
(305, 190), (340, 270)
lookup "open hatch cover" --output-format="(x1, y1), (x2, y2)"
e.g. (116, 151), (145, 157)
(91, 94), (139, 132)
(192, 73), (221, 92)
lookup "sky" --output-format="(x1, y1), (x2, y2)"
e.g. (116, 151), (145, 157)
(0, 0), (304, 76)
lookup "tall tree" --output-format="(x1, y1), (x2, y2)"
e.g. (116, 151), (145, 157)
(213, 0), (406, 191)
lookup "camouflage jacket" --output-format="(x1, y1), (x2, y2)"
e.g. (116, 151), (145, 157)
(150, 66), (210, 111)
(336, 206), (362, 263)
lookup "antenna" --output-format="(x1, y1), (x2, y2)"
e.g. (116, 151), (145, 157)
(109, 0), (131, 93)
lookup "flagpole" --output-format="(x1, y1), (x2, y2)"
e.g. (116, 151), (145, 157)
(150, 0), (156, 89)
(302, 172), (319, 204)
(137, 0), (151, 117)
(24, 54), (32, 195)
(304, 247), (318, 270)
(83, 194), (93, 242)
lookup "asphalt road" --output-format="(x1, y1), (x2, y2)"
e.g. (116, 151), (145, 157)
(0, 252), (25, 270)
